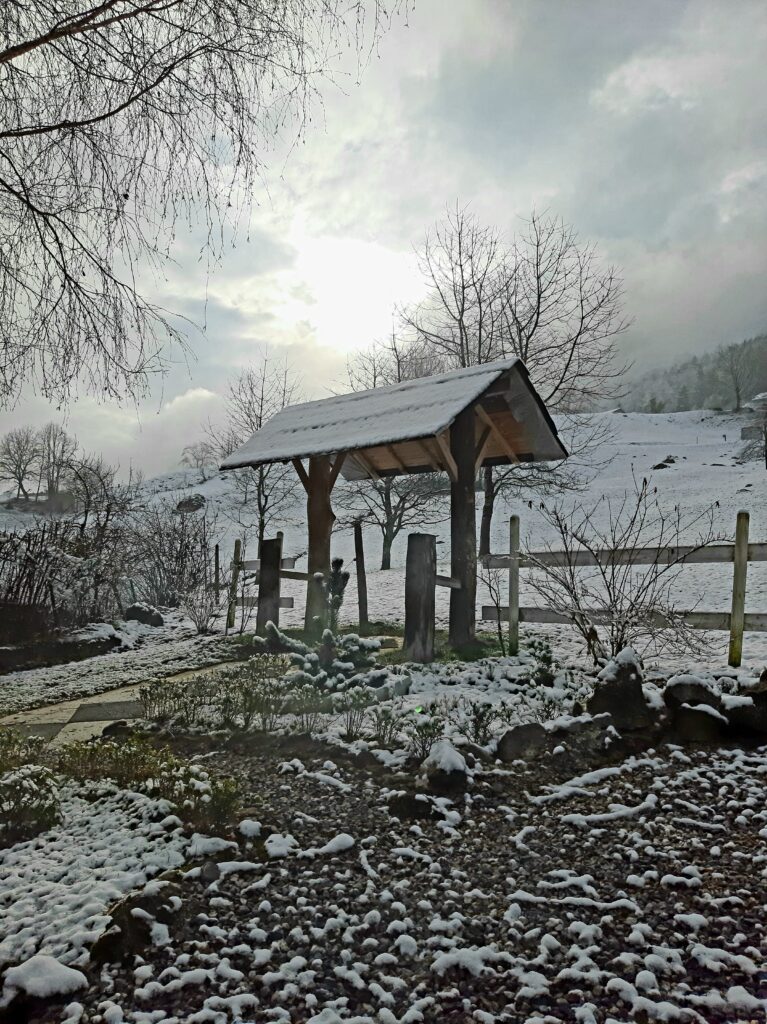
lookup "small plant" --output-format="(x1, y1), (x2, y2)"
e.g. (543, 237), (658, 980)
(369, 702), (405, 747)
(322, 558), (350, 633)
(403, 706), (446, 761)
(289, 683), (327, 734)
(448, 697), (502, 747)
(139, 677), (212, 726)
(526, 638), (556, 686)
(215, 654), (290, 730)
(0, 764), (61, 842)
(0, 729), (46, 773)
(334, 688), (373, 741)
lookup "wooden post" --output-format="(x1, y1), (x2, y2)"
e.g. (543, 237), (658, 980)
(509, 514), (520, 655)
(449, 406), (477, 648)
(214, 544), (220, 602)
(405, 533), (436, 662)
(353, 521), (369, 630)
(256, 535), (283, 634)
(304, 455), (334, 635)
(728, 510), (750, 667)
(226, 538), (242, 632)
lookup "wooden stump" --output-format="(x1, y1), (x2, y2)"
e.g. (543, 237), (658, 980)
(405, 533), (436, 662)
(256, 535), (283, 633)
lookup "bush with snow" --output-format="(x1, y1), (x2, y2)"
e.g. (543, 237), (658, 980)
(0, 764), (61, 843)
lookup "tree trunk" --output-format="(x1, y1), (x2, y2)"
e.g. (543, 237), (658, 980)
(478, 466), (495, 558)
(353, 521), (368, 629)
(449, 405), (477, 649)
(380, 531), (393, 570)
(304, 455), (334, 635)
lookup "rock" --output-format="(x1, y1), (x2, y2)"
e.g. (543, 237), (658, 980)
(175, 493), (205, 513)
(753, 667), (767, 693)
(588, 648), (653, 731)
(101, 720), (132, 739)
(200, 860), (221, 884)
(90, 883), (181, 964)
(663, 675), (721, 711)
(724, 691), (767, 736)
(497, 722), (551, 762)
(672, 703), (726, 743)
(652, 462), (670, 469)
(422, 739), (468, 795)
(125, 602), (164, 627)
(386, 792), (436, 821)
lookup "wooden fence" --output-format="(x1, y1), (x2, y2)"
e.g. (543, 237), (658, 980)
(481, 510), (766, 667)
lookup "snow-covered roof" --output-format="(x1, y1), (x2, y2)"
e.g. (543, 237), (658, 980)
(221, 358), (567, 480)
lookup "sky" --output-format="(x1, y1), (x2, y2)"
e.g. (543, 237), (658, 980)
(3, 0), (766, 476)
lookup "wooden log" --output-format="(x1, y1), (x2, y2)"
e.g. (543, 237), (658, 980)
(449, 406), (477, 648)
(508, 514), (520, 656)
(354, 521), (369, 629)
(226, 538), (241, 631)
(405, 533), (436, 662)
(304, 455), (334, 635)
(728, 510), (750, 667)
(435, 575), (461, 589)
(256, 535), (283, 633)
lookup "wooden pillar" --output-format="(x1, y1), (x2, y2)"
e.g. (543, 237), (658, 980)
(304, 455), (334, 634)
(353, 521), (368, 630)
(405, 533), (436, 662)
(256, 535), (283, 633)
(728, 510), (749, 668)
(508, 514), (520, 655)
(226, 538), (242, 632)
(449, 406), (477, 648)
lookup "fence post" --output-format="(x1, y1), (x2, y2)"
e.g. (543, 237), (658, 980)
(728, 510), (749, 667)
(353, 521), (369, 630)
(214, 543), (220, 602)
(226, 538), (242, 632)
(508, 514), (520, 656)
(404, 533), (436, 662)
(256, 535), (283, 634)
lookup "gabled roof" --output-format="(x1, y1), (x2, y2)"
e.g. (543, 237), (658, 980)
(221, 358), (567, 480)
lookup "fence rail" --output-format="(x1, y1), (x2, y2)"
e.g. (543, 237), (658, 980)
(482, 509), (763, 667)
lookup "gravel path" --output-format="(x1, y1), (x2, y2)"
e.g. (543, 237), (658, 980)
(22, 734), (766, 1024)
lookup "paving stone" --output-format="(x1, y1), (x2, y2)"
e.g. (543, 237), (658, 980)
(71, 700), (143, 722)
(0, 721), (66, 740)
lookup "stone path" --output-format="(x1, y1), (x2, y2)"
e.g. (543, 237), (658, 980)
(0, 683), (144, 746)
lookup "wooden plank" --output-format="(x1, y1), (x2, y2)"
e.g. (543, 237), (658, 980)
(352, 450), (382, 482)
(292, 458), (310, 493)
(476, 404), (521, 465)
(414, 438), (440, 472)
(328, 451), (347, 490)
(481, 605), (767, 633)
(434, 431), (458, 482)
(435, 574), (461, 589)
(240, 557), (297, 571)
(279, 568), (313, 582)
(405, 533), (436, 662)
(238, 596), (294, 609)
(385, 444), (408, 473)
(486, 542), (767, 570)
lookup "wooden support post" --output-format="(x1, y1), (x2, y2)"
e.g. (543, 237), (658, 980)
(405, 533), (436, 662)
(354, 521), (368, 630)
(214, 544), (220, 602)
(728, 510), (749, 667)
(256, 535), (283, 634)
(304, 455), (334, 635)
(226, 538), (242, 632)
(449, 405), (477, 649)
(508, 515), (520, 656)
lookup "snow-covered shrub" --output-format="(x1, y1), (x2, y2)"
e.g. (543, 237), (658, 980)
(288, 683), (327, 734)
(333, 688), (373, 740)
(404, 706), (447, 761)
(215, 655), (291, 731)
(142, 763), (239, 829)
(526, 638), (557, 686)
(139, 677), (212, 726)
(447, 696), (506, 747)
(253, 622), (381, 692)
(369, 702), (406, 747)
(0, 728), (46, 773)
(0, 764), (61, 842)
(320, 558), (350, 633)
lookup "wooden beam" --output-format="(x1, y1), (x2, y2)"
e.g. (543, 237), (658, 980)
(352, 450), (382, 482)
(328, 451), (347, 490)
(292, 458), (310, 493)
(476, 404), (520, 465)
(385, 444), (408, 473)
(474, 425), (492, 473)
(414, 438), (440, 472)
(434, 431), (458, 482)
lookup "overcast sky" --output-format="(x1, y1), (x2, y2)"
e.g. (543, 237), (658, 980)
(4, 0), (766, 476)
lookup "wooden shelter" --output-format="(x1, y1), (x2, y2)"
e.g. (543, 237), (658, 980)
(221, 358), (567, 643)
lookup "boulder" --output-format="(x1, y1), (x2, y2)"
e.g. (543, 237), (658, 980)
(422, 738), (468, 795)
(497, 722), (551, 762)
(723, 691), (767, 736)
(663, 674), (721, 711)
(125, 602), (164, 627)
(588, 648), (653, 731)
(176, 493), (206, 513)
(672, 703), (726, 743)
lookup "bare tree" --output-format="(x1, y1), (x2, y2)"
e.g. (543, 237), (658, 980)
(340, 334), (448, 568)
(209, 353), (301, 552)
(0, 426), (39, 498)
(402, 206), (628, 551)
(181, 442), (214, 483)
(37, 423), (78, 500)
(741, 392), (767, 470)
(0, 1), (403, 405)
(719, 341), (749, 412)
(526, 477), (721, 663)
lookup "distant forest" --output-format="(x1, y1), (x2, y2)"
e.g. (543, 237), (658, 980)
(622, 334), (767, 413)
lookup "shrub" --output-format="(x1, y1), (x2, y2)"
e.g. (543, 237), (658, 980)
(139, 677), (213, 726)
(333, 688), (373, 741)
(0, 728), (46, 773)
(288, 683), (327, 734)
(215, 655), (291, 731)
(0, 764), (61, 842)
(369, 702), (406, 747)
(403, 706), (446, 761)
